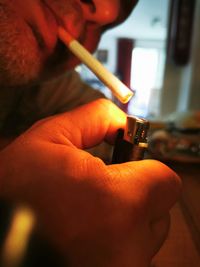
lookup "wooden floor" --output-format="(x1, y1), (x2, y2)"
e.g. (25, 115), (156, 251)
(152, 203), (200, 267)
(152, 162), (200, 267)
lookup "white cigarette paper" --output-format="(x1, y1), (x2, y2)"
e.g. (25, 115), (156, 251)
(58, 27), (134, 104)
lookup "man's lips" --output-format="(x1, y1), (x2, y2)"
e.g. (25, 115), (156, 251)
(31, 1), (99, 65)
(43, 0), (85, 40)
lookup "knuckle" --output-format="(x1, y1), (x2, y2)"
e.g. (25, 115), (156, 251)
(93, 98), (117, 115)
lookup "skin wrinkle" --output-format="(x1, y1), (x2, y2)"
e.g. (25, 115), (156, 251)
(106, 163), (147, 210)
(22, 115), (76, 148)
(56, 100), (99, 149)
(27, 22), (46, 50)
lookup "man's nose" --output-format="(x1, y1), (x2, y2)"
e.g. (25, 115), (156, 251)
(79, 0), (120, 25)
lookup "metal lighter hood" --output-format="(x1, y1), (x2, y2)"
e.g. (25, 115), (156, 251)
(124, 116), (149, 146)
(112, 116), (150, 163)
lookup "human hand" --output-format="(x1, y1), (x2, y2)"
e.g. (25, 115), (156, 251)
(0, 99), (181, 267)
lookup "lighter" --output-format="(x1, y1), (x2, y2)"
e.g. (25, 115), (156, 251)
(112, 116), (149, 163)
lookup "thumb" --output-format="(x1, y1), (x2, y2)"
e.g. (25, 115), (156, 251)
(34, 98), (126, 149)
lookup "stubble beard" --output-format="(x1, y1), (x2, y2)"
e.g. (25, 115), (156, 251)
(0, 2), (70, 89)
(0, 2), (43, 88)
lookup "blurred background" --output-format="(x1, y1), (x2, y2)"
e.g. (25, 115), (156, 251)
(0, 1), (200, 267)
(78, 0), (200, 165)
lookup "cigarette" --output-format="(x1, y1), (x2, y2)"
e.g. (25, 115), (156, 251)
(58, 27), (134, 104)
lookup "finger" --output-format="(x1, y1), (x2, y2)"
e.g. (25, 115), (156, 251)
(107, 159), (182, 220)
(45, 98), (126, 149)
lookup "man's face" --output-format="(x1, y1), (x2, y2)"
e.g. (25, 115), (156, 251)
(0, 0), (137, 87)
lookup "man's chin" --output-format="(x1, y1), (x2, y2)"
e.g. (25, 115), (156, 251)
(0, 38), (77, 88)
